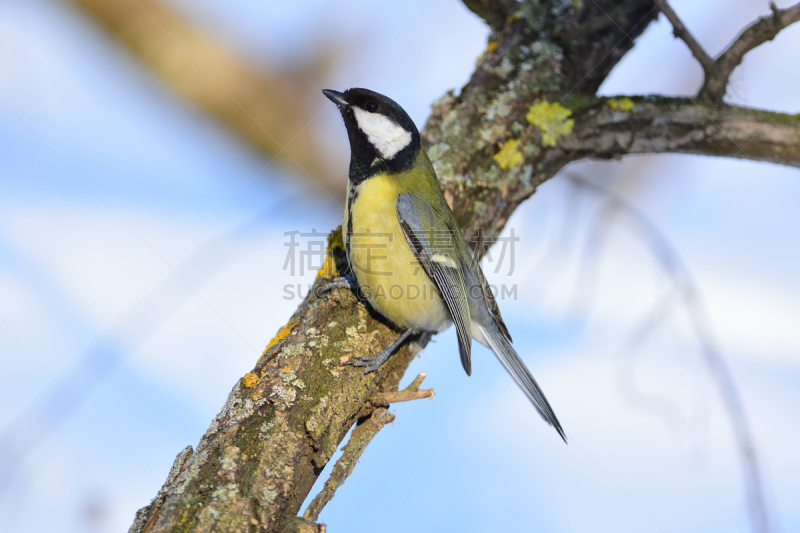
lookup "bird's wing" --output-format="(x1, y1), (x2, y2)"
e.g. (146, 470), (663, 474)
(396, 193), (473, 375)
(467, 251), (512, 342)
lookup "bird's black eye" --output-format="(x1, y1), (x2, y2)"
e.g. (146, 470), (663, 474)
(366, 102), (379, 112)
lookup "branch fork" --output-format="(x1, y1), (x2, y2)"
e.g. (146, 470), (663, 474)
(301, 373), (433, 523)
(658, 0), (800, 102)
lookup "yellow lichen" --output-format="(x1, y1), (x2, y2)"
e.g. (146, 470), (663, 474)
(316, 228), (345, 279)
(493, 138), (524, 169)
(526, 101), (575, 147)
(607, 97), (635, 111)
(242, 373), (259, 388)
(316, 250), (337, 278)
(477, 41), (499, 64)
(262, 320), (296, 356)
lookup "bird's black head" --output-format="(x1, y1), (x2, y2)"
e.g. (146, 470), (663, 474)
(323, 88), (421, 183)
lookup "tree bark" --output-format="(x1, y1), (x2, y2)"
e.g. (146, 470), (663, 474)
(128, 1), (800, 532)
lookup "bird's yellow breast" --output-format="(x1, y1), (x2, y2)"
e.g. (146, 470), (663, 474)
(345, 173), (447, 330)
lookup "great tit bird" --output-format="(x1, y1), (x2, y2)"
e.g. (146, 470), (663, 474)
(323, 87), (565, 441)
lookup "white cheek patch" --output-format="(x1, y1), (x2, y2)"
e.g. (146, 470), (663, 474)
(352, 106), (412, 159)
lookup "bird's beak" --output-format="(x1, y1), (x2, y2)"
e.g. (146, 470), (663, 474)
(322, 89), (349, 108)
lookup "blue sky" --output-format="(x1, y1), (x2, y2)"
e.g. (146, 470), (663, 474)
(0, 0), (799, 532)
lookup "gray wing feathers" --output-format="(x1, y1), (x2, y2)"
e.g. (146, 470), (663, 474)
(471, 254), (512, 341)
(397, 194), (473, 374)
(462, 256), (512, 342)
(397, 194), (565, 441)
(476, 321), (566, 442)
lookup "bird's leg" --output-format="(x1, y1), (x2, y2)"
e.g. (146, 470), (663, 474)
(348, 328), (416, 374)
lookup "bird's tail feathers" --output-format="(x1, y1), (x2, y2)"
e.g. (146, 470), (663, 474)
(473, 322), (566, 442)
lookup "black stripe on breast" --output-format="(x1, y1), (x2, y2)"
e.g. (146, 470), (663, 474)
(345, 183), (359, 264)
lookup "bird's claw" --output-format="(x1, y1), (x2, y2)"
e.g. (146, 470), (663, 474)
(346, 349), (392, 374)
(318, 275), (357, 295)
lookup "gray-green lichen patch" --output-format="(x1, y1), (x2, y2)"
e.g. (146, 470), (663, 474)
(427, 142), (450, 161)
(430, 90), (455, 111)
(280, 368), (306, 390)
(322, 358), (340, 378)
(431, 157), (461, 187)
(270, 384), (297, 410)
(263, 487), (278, 503)
(258, 421), (274, 439)
(173, 447), (209, 496)
(210, 482), (240, 503)
(282, 342), (307, 359)
(306, 396), (331, 441)
(491, 56), (515, 79)
(440, 108), (465, 139)
(479, 122), (508, 145)
(519, 165), (534, 192)
(220, 447), (238, 473)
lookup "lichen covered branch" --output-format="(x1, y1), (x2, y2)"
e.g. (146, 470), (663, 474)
(128, 446), (193, 533)
(562, 96), (800, 167)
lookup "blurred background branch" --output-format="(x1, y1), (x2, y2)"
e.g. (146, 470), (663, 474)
(566, 172), (770, 533)
(70, 0), (346, 197)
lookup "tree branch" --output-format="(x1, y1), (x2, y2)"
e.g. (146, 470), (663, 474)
(701, 2), (800, 101)
(129, 446), (193, 533)
(562, 96), (800, 167)
(658, 0), (800, 102)
(461, 0), (518, 31)
(70, 0), (345, 196)
(368, 372), (434, 407)
(656, 0), (715, 72)
(303, 407), (396, 522)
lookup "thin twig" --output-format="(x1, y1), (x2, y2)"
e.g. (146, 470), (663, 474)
(566, 173), (771, 533)
(302, 374), (433, 521)
(701, 1), (800, 101)
(303, 408), (396, 522)
(656, 0), (715, 72)
(369, 372), (435, 407)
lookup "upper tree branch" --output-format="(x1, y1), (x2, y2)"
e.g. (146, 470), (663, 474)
(701, 2), (800, 101)
(562, 96), (800, 167)
(658, 0), (800, 102)
(656, 0), (715, 72)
